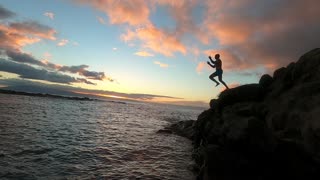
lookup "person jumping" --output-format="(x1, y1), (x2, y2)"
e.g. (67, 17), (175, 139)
(207, 54), (229, 89)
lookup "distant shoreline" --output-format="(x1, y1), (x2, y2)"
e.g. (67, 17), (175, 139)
(0, 89), (97, 101)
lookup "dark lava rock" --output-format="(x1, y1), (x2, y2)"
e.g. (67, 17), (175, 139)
(259, 74), (273, 89)
(191, 48), (320, 180)
(157, 120), (195, 140)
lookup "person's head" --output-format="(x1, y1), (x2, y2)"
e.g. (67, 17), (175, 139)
(215, 54), (220, 59)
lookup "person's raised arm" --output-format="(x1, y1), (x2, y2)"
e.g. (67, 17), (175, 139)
(209, 56), (216, 64)
(207, 61), (215, 68)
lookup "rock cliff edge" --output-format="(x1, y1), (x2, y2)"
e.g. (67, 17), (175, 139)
(165, 48), (320, 179)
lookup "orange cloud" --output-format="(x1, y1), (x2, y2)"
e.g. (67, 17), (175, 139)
(205, 21), (253, 45)
(201, 0), (320, 71)
(77, 0), (190, 57)
(122, 26), (187, 56)
(9, 21), (56, 40)
(196, 61), (211, 74)
(0, 25), (41, 49)
(75, 0), (320, 73)
(77, 0), (150, 26)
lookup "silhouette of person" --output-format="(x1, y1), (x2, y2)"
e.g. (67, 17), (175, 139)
(207, 54), (229, 89)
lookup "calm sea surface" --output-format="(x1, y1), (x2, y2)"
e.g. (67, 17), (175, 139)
(0, 94), (203, 180)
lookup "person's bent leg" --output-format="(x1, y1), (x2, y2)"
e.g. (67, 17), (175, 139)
(219, 75), (229, 89)
(209, 73), (220, 86)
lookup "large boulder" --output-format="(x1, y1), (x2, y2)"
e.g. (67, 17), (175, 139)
(215, 84), (265, 113)
(259, 74), (273, 89)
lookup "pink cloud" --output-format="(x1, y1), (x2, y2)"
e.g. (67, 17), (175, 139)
(74, 0), (320, 73)
(76, 0), (150, 26)
(0, 24), (41, 49)
(201, 0), (320, 71)
(203, 49), (253, 71)
(76, 0), (190, 57)
(121, 26), (187, 56)
(9, 21), (56, 40)
(196, 61), (210, 74)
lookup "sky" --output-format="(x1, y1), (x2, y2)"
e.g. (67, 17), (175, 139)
(0, 0), (319, 107)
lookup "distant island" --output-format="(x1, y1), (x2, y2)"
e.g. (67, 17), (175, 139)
(0, 89), (97, 101)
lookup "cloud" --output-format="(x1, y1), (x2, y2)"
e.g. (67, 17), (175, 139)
(76, 0), (189, 57)
(97, 16), (106, 25)
(2, 49), (113, 82)
(44, 12), (55, 20)
(153, 0), (202, 39)
(57, 39), (69, 46)
(154, 61), (169, 68)
(0, 24), (42, 49)
(0, 7), (114, 85)
(77, 0), (320, 72)
(196, 61), (211, 74)
(5, 49), (47, 67)
(58, 65), (113, 81)
(112, 47), (117, 51)
(121, 26), (187, 56)
(76, 0), (151, 26)
(0, 78), (182, 101)
(0, 5), (15, 19)
(0, 59), (95, 85)
(200, 0), (320, 71)
(9, 21), (56, 40)
(134, 51), (154, 57)
(203, 49), (253, 71)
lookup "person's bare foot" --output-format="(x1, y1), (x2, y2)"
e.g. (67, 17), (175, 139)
(215, 83), (220, 87)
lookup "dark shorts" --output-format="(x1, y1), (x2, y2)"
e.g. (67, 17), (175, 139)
(211, 69), (223, 76)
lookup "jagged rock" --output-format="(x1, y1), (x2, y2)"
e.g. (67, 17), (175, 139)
(217, 84), (265, 112)
(209, 99), (218, 109)
(259, 74), (273, 89)
(157, 120), (195, 140)
(157, 129), (173, 134)
(170, 120), (195, 139)
(191, 48), (320, 180)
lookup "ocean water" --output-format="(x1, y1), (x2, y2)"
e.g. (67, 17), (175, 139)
(0, 94), (204, 180)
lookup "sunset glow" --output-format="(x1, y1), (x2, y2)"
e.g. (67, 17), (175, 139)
(0, 0), (319, 107)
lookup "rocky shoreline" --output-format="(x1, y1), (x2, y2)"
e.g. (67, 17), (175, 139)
(160, 48), (320, 179)
(0, 89), (97, 101)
